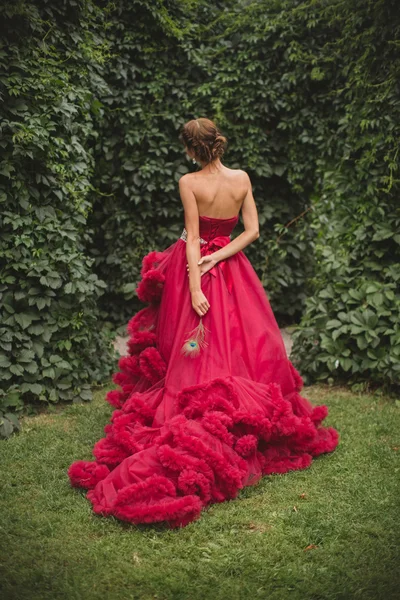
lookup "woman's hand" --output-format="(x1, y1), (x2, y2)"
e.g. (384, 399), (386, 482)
(197, 255), (218, 276)
(191, 290), (210, 317)
(186, 254), (218, 277)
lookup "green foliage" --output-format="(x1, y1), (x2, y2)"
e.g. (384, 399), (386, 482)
(87, 0), (316, 325)
(290, 0), (400, 389)
(0, 0), (117, 435)
(96, 0), (398, 387)
(0, 390), (24, 438)
(1, 0), (399, 428)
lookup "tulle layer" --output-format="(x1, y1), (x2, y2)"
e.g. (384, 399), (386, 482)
(68, 221), (339, 528)
(68, 372), (338, 528)
(68, 347), (338, 528)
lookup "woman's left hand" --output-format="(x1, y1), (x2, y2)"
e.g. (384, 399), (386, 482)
(187, 255), (218, 277)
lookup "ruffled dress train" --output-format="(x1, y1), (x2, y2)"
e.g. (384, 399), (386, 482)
(68, 215), (339, 528)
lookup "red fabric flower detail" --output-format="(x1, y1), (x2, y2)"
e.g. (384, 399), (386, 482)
(105, 389), (128, 409)
(139, 346), (166, 384)
(93, 436), (131, 467)
(136, 269), (165, 304)
(127, 306), (158, 336)
(68, 460), (110, 489)
(118, 355), (142, 378)
(311, 405), (328, 425)
(141, 251), (163, 277)
(128, 330), (157, 355)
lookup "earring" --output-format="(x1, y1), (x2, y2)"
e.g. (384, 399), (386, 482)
(192, 158), (196, 164)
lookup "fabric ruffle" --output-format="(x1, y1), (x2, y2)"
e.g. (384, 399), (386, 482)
(68, 235), (339, 528)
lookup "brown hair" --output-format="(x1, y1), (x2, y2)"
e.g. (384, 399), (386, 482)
(179, 117), (227, 164)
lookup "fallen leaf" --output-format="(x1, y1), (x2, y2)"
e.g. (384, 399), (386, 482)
(293, 506), (298, 512)
(304, 544), (318, 552)
(132, 553), (141, 564)
(299, 493), (307, 499)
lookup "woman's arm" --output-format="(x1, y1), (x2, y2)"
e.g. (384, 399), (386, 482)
(179, 175), (210, 316)
(198, 171), (259, 270)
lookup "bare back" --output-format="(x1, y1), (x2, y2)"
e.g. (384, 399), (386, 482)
(184, 165), (249, 219)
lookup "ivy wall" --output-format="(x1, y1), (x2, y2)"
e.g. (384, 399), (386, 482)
(0, 0), (398, 436)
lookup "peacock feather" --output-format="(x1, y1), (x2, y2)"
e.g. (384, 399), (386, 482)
(181, 318), (209, 357)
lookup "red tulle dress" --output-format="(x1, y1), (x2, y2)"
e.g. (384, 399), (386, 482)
(68, 215), (339, 528)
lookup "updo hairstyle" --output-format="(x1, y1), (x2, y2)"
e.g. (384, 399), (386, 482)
(179, 117), (227, 164)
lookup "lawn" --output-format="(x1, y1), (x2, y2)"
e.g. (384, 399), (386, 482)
(1, 384), (399, 600)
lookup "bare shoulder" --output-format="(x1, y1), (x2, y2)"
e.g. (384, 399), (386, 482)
(236, 169), (251, 183)
(227, 169), (251, 191)
(224, 167), (250, 183)
(178, 172), (194, 188)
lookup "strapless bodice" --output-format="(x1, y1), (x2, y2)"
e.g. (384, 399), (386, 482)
(180, 215), (239, 244)
(199, 215), (239, 239)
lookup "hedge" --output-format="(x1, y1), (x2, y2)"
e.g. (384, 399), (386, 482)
(1, 0), (399, 438)
(0, 1), (117, 437)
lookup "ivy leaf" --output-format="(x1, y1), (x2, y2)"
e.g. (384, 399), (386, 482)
(14, 313), (35, 329)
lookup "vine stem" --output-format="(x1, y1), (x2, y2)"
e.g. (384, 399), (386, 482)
(276, 206), (313, 243)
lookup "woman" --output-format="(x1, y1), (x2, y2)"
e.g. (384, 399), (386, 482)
(68, 118), (339, 528)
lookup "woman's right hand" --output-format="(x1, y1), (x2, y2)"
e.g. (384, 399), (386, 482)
(191, 290), (210, 317)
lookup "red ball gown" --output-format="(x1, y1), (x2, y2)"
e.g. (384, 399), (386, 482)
(68, 215), (339, 528)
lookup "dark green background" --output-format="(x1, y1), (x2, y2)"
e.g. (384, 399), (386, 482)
(0, 0), (399, 434)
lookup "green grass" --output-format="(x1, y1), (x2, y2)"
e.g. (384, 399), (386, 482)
(1, 384), (399, 600)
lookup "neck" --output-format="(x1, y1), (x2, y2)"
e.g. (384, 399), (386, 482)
(199, 158), (223, 171)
